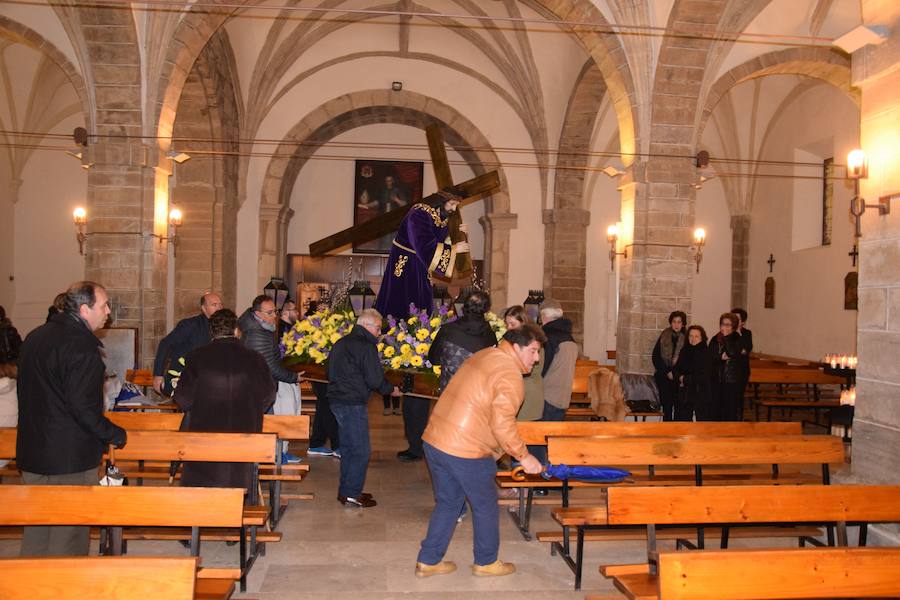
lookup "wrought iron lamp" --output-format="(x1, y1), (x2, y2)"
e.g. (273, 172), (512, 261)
(347, 280), (376, 316)
(692, 227), (706, 273)
(606, 224), (627, 270)
(264, 277), (291, 311)
(73, 207), (88, 255)
(522, 289), (544, 323)
(847, 149), (895, 238)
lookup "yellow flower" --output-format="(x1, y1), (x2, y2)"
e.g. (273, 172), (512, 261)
(415, 328), (429, 341)
(377, 342), (385, 352)
(430, 317), (441, 328)
(400, 343), (412, 356)
(415, 343), (429, 355)
(388, 327), (396, 335)
(407, 317), (417, 325)
(410, 355), (423, 367)
(397, 332), (406, 342)
(384, 346), (396, 358)
(432, 365), (442, 375)
(330, 333), (342, 344)
(430, 331), (438, 340)
(390, 356), (403, 370)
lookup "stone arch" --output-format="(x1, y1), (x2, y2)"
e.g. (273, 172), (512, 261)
(543, 59), (608, 342)
(151, 0), (640, 157)
(257, 89), (515, 308)
(0, 15), (92, 129)
(697, 47), (856, 145)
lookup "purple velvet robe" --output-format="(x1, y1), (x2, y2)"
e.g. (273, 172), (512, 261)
(374, 203), (456, 320)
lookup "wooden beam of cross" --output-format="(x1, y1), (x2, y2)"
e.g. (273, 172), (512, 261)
(309, 124), (501, 263)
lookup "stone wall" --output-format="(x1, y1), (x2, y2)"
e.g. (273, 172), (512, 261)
(850, 0), (900, 544)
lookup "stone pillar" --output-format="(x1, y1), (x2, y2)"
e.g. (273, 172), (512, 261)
(730, 214), (750, 310)
(848, 0), (900, 544)
(615, 161), (696, 375)
(542, 207), (590, 344)
(479, 210), (517, 311)
(258, 203), (282, 293)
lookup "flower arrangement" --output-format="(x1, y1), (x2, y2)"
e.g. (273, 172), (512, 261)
(281, 307), (355, 364)
(378, 303), (451, 375)
(485, 311), (507, 341)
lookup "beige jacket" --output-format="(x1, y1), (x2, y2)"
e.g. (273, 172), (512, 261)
(423, 341), (530, 461)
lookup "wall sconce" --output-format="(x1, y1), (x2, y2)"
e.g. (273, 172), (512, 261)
(167, 151), (191, 164)
(163, 208), (183, 256)
(607, 224), (627, 269)
(692, 227), (706, 273)
(847, 149), (894, 238)
(73, 206), (87, 255)
(391, 81), (403, 91)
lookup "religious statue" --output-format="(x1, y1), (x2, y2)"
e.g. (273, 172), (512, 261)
(373, 190), (469, 320)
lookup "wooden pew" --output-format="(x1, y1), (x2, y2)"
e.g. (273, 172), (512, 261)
(497, 421), (802, 540)
(656, 547), (900, 600)
(543, 434), (845, 589)
(0, 556), (202, 599)
(748, 368), (845, 425)
(0, 486), (244, 598)
(104, 412), (312, 525)
(604, 484), (900, 599)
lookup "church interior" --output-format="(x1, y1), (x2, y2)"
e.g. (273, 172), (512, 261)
(1, 0), (899, 597)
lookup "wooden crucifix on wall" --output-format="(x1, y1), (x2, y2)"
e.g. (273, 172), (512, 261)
(767, 253), (776, 273)
(849, 244), (859, 268)
(309, 123), (500, 277)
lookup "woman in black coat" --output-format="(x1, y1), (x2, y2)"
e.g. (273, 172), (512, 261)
(174, 309), (275, 499)
(651, 311), (687, 421)
(708, 313), (743, 421)
(672, 325), (711, 421)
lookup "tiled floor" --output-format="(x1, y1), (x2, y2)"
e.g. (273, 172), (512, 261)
(0, 400), (819, 598)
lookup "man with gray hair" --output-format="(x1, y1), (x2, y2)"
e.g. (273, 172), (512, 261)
(539, 299), (578, 423)
(327, 308), (401, 508)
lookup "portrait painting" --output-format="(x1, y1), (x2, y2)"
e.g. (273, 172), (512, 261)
(353, 159), (424, 253)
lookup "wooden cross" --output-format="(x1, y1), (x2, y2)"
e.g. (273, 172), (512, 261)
(767, 253), (776, 273)
(849, 244), (859, 268)
(309, 123), (501, 275)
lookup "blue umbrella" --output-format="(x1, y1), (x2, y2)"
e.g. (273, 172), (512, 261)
(512, 464), (630, 483)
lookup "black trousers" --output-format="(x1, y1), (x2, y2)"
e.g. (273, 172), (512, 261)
(309, 381), (340, 449)
(402, 394), (430, 457)
(712, 381), (744, 421)
(655, 373), (678, 421)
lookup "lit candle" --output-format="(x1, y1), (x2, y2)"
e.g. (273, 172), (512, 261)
(840, 355), (848, 369)
(849, 387), (856, 406)
(830, 356), (837, 368)
(840, 389), (848, 405)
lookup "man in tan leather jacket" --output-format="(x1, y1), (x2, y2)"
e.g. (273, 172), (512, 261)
(415, 324), (545, 578)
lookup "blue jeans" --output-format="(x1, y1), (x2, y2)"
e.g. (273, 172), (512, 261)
(417, 443), (499, 566)
(529, 401), (567, 464)
(330, 403), (371, 498)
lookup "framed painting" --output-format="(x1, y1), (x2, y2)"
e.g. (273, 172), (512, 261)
(353, 159), (424, 254)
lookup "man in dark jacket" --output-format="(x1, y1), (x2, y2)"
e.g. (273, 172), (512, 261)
(174, 309), (275, 496)
(17, 281), (127, 556)
(327, 309), (400, 508)
(0, 305), (22, 364)
(239, 295), (300, 388)
(399, 290), (496, 463)
(152, 292), (223, 395)
(732, 307), (753, 398)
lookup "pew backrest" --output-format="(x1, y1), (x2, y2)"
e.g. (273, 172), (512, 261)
(113, 430), (276, 463)
(104, 412), (310, 441)
(607, 484), (900, 525)
(750, 368), (844, 385)
(547, 435), (845, 467)
(657, 547), (900, 599)
(0, 485), (245, 528)
(0, 556), (198, 600)
(516, 421), (801, 445)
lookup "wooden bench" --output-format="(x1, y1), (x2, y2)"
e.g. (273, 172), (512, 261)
(542, 434), (845, 589)
(0, 486), (245, 598)
(604, 484), (900, 599)
(105, 412), (312, 525)
(655, 547), (900, 599)
(497, 421), (802, 540)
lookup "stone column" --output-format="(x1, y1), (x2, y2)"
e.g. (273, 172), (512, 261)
(480, 211), (517, 311)
(730, 214), (751, 310)
(258, 203), (282, 293)
(848, 0), (900, 544)
(542, 207), (590, 344)
(615, 161), (696, 375)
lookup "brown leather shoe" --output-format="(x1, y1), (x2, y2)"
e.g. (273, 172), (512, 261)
(415, 561), (457, 577)
(337, 495), (377, 508)
(471, 560), (515, 577)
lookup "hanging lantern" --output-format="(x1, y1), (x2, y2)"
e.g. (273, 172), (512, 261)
(523, 289), (544, 323)
(432, 285), (451, 315)
(263, 277), (290, 311)
(348, 280), (376, 316)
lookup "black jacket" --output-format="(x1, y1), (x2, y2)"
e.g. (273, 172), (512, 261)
(153, 313), (210, 377)
(16, 313), (126, 475)
(326, 325), (393, 405)
(238, 309), (298, 384)
(428, 314), (497, 392)
(174, 338), (275, 491)
(736, 328), (753, 381)
(673, 342), (711, 391)
(0, 319), (21, 363)
(652, 328), (686, 377)
(709, 332), (743, 384)
(542, 317), (575, 378)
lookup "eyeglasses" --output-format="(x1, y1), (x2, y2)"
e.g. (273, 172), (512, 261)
(260, 309), (277, 316)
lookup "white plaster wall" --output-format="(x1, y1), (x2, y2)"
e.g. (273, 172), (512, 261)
(691, 176), (733, 333)
(13, 116), (87, 335)
(746, 82), (860, 359)
(0, 2), (82, 77)
(287, 124), (483, 260)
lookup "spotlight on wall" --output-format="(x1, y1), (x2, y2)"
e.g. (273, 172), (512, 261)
(833, 24), (889, 54)
(167, 151), (191, 164)
(601, 165), (625, 178)
(391, 81), (403, 91)
(692, 227), (707, 273)
(693, 173), (716, 190)
(73, 206), (88, 255)
(606, 224), (627, 270)
(847, 149), (894, 238)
